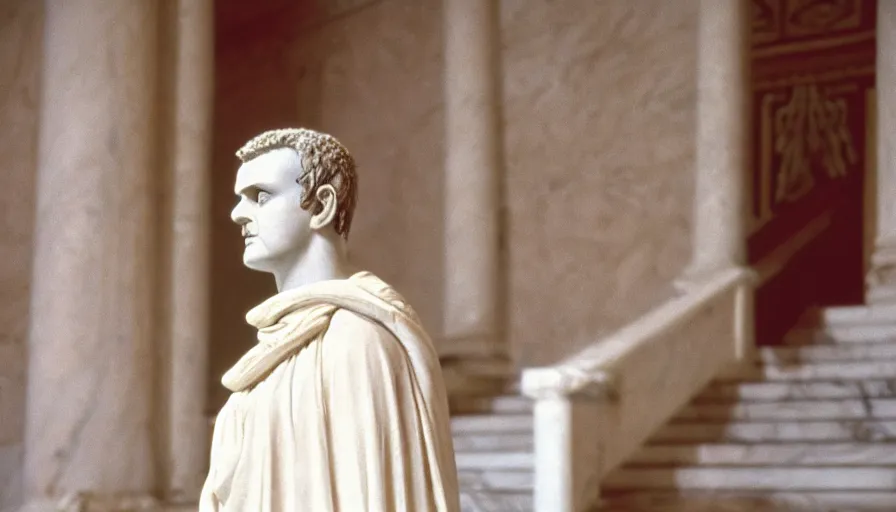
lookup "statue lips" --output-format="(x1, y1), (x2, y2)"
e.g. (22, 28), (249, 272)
(241, 225), (258, 244)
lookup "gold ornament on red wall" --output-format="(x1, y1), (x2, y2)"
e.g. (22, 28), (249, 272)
(751, 0), (866, 48)
(772, 82), (858, 204)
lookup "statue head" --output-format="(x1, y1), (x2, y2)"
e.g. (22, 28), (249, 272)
(230, 128), (358, 274)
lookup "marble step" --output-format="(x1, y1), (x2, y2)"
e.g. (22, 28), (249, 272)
(603, 466), (896, 492)
(452, 432), (533, 452)
(441, 358), (515, 378)
(696, 380), (896, 403)
(758, 342), (896, 363)
(821, 303), (896, 324)
(785, 324), (896, 344)
(451, 395), (532, 415)
(455, 451), (533, 471)
(675, 398), (896, 422)
(653, 420), (896, 443)
(451, 413), (532, 434)
(719, 359), (896, 381)
(442, 361), (519, 397)
(458, 469), (533, 492)
(627, 442), (896, 467)
(600, 491), (896, 512)
(459, 491), (532, 512)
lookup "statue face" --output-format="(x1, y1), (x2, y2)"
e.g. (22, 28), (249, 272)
(231, 148), (312, 272)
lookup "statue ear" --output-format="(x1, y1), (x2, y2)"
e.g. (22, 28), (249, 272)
(309, 184), (338, 231)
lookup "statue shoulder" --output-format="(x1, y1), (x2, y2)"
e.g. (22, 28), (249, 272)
(320, 309), (405, 370)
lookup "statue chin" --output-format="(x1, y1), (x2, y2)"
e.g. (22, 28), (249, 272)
(242, 244), (272, 272)
(242, 256), (263, 271)
(242, 242), (296, 274)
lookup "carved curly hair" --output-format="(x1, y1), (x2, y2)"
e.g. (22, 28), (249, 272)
(236, 128), (358, 239)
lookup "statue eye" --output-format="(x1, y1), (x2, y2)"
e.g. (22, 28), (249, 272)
(257, 191), (271, 205)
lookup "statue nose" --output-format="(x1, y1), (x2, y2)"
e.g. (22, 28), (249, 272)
(231, 200), (251, 225)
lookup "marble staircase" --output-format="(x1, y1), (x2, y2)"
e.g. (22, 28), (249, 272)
(601, 327), (896, 511)
(450, 314), (896, 511)
(450, 391), (535, 511)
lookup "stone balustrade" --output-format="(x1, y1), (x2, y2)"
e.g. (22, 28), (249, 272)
(521, 267), (756, 511)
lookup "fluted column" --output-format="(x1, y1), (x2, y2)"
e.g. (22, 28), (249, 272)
(441, 0), (506, 384)
(164, 0), (214, 502)
(678, 0), (751, 288)
(867, 1), (896, 303)
(22, 1), (159, 509)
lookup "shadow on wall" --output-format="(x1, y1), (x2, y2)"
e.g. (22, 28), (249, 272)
(208, 0), (446, 411)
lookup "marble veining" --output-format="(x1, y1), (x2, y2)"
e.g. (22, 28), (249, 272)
(759, 342), (896, 362)
(676, 398), (896, 422)
(606, 313), (896, 509)
(697, 379), (896, 402)
(20, 0), (159, 504)
(501, 0), (698, 366)
(628, 443), (896, 467)
(656, 420), (896, 443)
(723, 360), (896, 381)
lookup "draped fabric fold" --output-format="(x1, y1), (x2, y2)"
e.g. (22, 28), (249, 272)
(200, 272), (460, 512)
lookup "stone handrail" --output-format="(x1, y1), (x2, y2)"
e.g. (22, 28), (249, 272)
(520, 266), (757, 512)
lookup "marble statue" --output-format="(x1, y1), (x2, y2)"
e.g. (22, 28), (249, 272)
(199, 128), (460, 511)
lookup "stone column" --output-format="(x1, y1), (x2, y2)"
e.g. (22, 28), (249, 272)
(678, 0), (751, 288)
(164, 0), (214, 502)
(866, 1), (896, 303)
(22, 1), (159, 509)
(441, 0), (507, 392)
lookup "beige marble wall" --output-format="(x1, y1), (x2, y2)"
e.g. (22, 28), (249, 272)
(0, 0), (41, 508)
(501, 0), (698, 365)
(210, 0), (698, 401)
(0, 0), (700, 467)
(291, 0), (445, 334)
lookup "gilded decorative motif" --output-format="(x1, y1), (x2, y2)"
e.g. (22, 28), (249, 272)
(772, 82), (857, 203)
(751, 0), (868, 49)
(785, 0), (862, 36)
(752, 0), (782, 44)
(748, 0), (872, 337)
(750, 79), (863, 234)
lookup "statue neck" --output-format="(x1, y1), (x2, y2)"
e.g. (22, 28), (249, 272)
(275, 232), (355, 292)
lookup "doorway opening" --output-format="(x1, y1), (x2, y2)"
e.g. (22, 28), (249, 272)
(747, 0), (876, 345)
